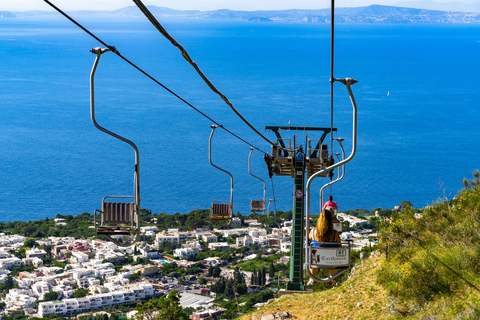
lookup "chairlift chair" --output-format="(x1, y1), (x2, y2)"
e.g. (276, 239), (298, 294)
(307, 139), (330, 178)
(304, 77), (359, 283)
(248, 148), (266, 213)
(90, 47), (140, 247)
(209, 125), (233, 222)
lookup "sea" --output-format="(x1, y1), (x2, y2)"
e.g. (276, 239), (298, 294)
(0, 16), (479, 222)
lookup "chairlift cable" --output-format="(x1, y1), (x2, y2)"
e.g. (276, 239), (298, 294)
(131, 0), (275, 146)
(330, 0), (335, 198)
(43, 0), (268, 154)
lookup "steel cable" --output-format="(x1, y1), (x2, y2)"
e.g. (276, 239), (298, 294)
(43, 0), (269, 154)
(131, 0), (275, 146)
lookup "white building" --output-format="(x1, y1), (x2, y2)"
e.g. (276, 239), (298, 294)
(174, 247), (200, 258)
(208, 242), (230, 251)
(71, 251), (89, 264)
(38, 282), (154, 317)
(25, 248), (47, 259)
(280, 241), (291, 253)
(0, 257), (21, 269)
(202, 234), (218, 243)
(155, 232), (180, 246)
(230, 217), (241, 227)
(236, 235), (253, 247)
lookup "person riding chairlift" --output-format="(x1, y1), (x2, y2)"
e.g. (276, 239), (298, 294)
(307, 207), (341, 287)
(323, 195), (338, 212)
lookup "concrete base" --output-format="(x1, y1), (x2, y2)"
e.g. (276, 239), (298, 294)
(278, 289), (313, 297)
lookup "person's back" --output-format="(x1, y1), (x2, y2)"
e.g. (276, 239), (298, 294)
(323, 195), (338, 210)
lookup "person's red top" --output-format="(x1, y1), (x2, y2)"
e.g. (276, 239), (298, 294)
(323, 201), (338, 209)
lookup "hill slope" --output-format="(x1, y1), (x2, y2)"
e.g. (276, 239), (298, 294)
(239, 252), (390, 320)
(241, 172), (480, 320)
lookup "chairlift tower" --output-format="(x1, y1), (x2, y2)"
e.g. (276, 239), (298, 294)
(265, 126), (336, 291)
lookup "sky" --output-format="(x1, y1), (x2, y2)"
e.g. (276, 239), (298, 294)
(1, 0), (480, 12)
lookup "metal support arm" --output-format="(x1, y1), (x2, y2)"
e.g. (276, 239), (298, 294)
(304, 78), (358, 282)
(90, 47), (140, 247)
(209, 125), (234, 206)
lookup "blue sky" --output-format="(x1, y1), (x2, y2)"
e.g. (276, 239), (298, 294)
(2, 0), (480, 11)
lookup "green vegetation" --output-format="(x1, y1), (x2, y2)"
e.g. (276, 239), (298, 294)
(376, 171), (480, 318)
(135, 291), (188, 320)
(73, 287), (89, 298)
(234, 252), (289, 275)
(42, 290), (58, 301)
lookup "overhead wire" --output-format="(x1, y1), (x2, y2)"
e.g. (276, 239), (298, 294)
(131, 0), (275, 146)
(43, 0), (269, 154)
(330, 0), (335, 197)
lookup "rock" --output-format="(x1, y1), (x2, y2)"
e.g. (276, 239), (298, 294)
(357, 301), (363, 308)
(360, 252), (368, 260)
(260, 312), (291, 320)
(373, 263), (377, 268)
(265, 298), (275, 305)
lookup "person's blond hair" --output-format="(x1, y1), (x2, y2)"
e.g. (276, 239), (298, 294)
(315, 209), (335, 242)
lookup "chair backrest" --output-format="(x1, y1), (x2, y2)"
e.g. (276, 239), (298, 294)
(212, 203), (231, 216)
(250, 200), (265, 211)
(102, 202), (135, 223)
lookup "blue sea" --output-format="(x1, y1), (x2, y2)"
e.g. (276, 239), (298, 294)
(0, 16), (479, 222)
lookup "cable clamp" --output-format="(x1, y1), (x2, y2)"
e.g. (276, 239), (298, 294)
(90, 47), (111, 55)
(331, 78), (358, 85)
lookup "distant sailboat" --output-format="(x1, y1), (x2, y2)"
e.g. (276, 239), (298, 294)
(387, 91), (390, 97)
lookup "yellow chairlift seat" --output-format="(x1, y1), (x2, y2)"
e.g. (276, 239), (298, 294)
(250, 199), (266, 213)
(211, 201), (232, 221)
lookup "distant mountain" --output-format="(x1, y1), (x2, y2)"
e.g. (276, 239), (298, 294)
(0, 11), (16, 18)
(10, 5), (480, 23)
(395, 1), (480, 13)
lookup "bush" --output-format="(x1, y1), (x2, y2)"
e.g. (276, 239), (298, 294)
(376, 172), (480, 316)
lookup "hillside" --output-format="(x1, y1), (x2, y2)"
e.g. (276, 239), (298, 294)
(239, 252), (390, 320)
(6, 5), (480, 23)
(240, 171), (480, 319)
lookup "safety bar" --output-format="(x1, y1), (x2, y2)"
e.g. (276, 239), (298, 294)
(304, 78), (358, 281)
(320, 138), (345, 210)
(90, 47), (140, 247)
(305, 240), (352, 283)
(248, 147), (266, 214)
(209, 125), (234, 212)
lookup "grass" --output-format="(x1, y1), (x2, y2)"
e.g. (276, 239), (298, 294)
(238, 253), (390, 320)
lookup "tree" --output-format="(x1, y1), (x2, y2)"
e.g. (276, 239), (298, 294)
(261, 266), (266, 286)
(4, 275), (14, 290)
(251, 268), (257, 286)
(235, 283), (247, 295)
(43, 290), (59, 301)
(24, 238), (38, 248)
(135, 291), (188, 320)
(400, 201), (413, 209)
(269, 262), (275, 278)
(211, 266), (221, 278)
(198, 277), (207, 286)
(73, 287), (89, 298)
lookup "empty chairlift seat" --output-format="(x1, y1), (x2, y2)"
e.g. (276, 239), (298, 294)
(96, 198), (136, 235)
(211, 201), (232, 221)
(250, 199), (265, 213)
